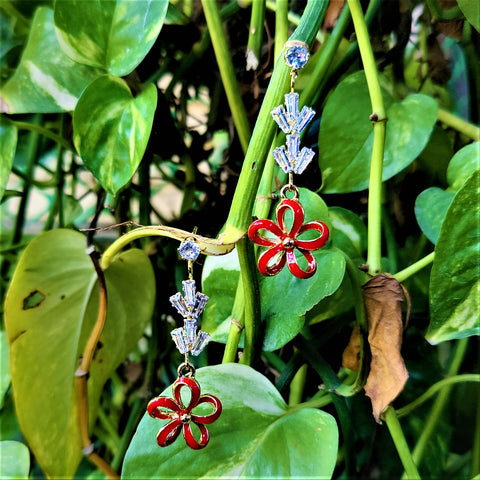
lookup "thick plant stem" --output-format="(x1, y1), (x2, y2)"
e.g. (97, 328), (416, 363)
(201, 0), (251, 153)
(246, 0), (266, 71)
(222, 279), (244, 364)
(393, 251), (434, 283)
(223, 0), (329, 243)
(274, 0), (288, 60)
(237, 238), (261, 366)
(347, 0), (386, 275)
(383, 407), (422, 480)
(437, 108), (480, 140)
(395, 374), (480, 418)
(408, 338), (468, 471)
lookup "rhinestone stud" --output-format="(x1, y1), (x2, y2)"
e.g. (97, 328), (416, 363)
(284, 41), (309, 70)
(178, 239), (200, 261)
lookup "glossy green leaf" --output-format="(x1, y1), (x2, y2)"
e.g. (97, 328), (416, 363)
(458, 0), (480, 32)
(122, 364), (338, 479)
(4, 229), (155, 477)
(73, 75), (157, 195)
(0, 331), (10, 409)
(0, 7), (101, 113)
(0, 441), (30, 479)
(446, 142), (480, 191)
(0, 117), (17, 200)
(427, 169), (480, 344)
(329, 206), (367, 260)
(415, 188), (455, 244)
(319, 72), (437, 193)
(54, 0), (169, 76)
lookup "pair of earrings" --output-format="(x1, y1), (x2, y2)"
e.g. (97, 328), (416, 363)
(147, 41), (329, 451)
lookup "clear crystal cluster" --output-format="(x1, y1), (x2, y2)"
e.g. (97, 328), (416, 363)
(270, 92), (316, 174)
(169, 280), (210, 356)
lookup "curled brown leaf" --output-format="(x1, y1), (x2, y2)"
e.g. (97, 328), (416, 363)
(363, 275), (409, 423)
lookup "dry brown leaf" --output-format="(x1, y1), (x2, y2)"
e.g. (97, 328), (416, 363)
(342, 323), (361, 371)
(363, 275), (409, 423)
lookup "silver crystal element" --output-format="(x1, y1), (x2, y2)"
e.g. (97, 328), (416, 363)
(178, 239), (200, 261)
(171, 328), (189, 354)
(191, 330), (211, 356)
(184, 319), (197, 345)
(271, 106), (290, 133)
(272, 145), (292, 173)
(182, 279), (196, 309)
(285, 44), (309, 70)
(169, 292), (189, 317)
(293, 106), (316, 133)
(192, 292), (209, 318)
(285, 93), (299, 125)
(294, 147), (315, 174)
(287, 134), (300, 159)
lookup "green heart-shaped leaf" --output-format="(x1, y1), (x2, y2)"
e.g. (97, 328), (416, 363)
(4, 229), (155, 477)
(0, 7), (101, 114)
(426, 168), (480, 344)
(122, 364), (338, 479)
(0, 331), (9, 409)
(457, 0), (480, 32)
(54, 0), (169, 76)
(415, 187), (455, 245)
(446, 142), (480, 191)
(319, 71), (437, 193)
(0, 441), (30, 479)
(73, 75), (157, 195)
(329, 206), (367, 260)
(0, 117), (16, 200)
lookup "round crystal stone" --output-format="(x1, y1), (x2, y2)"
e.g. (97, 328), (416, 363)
(285, 45), (309, 70)
(178, 239), (200, 261)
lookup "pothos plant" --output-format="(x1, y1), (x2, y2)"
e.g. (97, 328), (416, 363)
(1, 0), (479, 479)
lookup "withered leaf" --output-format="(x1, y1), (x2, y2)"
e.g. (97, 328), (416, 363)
(363, 275), (408, 423)
(342, 323), (361, 371)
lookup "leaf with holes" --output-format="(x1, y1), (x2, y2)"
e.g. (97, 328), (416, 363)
(54, 0), (169, 76)
(73, 75), (157, 195)
(122, 364), (338, 479)
(4, 229), (155, 477)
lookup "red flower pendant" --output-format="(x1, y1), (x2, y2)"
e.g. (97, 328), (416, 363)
(248, 198), (329, 279)
(147, 376), (222, 450)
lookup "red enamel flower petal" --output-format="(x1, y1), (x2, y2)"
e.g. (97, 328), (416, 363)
(183, 422), (210, 450)
(296, 221), (329, 250)
(276, 199), (305, 237)
(248, 219), (284, 247)
(173, 376), (200, 410)
(147, 396), (180, 420)
(258, 243), (286, 276)
(191, 394), (223, 425)
(156, 418), (183, 447)
(286, 249), (317, 279)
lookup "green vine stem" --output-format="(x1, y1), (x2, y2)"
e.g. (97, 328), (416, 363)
(274, 0), (288, 60)
(395, 374), (480, 418)
(222, 0), (330, 243)
(201, 0), (251, 153)
(246, 0), (266, 71)
(301, 2), (351, 108)
(237, 237), (261, 366)
(347, 0), (386, 275)
(393, 251), (434, 283)
(437, 108), (480, 140)
(383, 407), (422, 480)
(408, 338), (469, 472)
(10, 119), (75, 152)
(222, 278), (244, 364)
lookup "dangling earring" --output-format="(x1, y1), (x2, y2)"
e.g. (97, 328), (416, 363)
(147, 238), (222, 450)
(248, 40), (329, 279)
